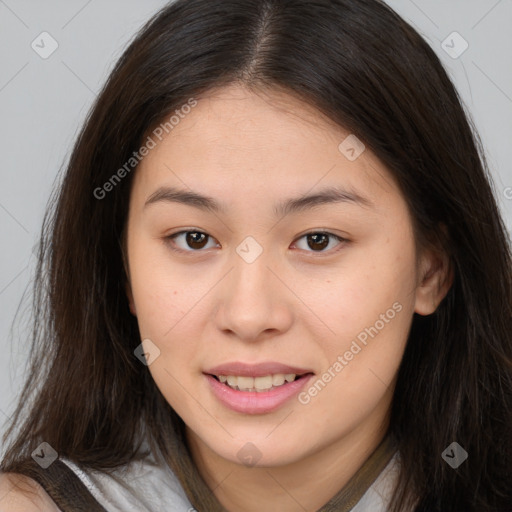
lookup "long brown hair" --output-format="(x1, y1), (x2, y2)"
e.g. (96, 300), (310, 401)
(2, 1), (512, 510)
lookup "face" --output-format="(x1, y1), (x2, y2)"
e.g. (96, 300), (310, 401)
(125, 84), (449, 469)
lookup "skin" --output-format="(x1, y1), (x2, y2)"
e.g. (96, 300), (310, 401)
(124, 83), (452, 512)
(0, 474), (59, 511)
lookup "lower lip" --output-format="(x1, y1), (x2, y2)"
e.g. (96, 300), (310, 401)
(204, 373), (314, 414)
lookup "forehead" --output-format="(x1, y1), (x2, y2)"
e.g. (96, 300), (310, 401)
(131, 84), (401, 214)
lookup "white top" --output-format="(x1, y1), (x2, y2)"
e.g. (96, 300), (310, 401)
(352, 451), (403, 512)
(60, 453), (194, 511)
(60, 449), (402, 512)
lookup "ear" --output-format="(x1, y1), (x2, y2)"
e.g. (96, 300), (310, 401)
(126, 281), (137, 316)
(414, 233), (453, 316)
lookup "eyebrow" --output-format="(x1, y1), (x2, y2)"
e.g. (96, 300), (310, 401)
(144, 185), (374, 217)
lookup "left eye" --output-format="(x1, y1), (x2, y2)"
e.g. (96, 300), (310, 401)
(293, 231), (346, 253)
(165, 230), (346, 253)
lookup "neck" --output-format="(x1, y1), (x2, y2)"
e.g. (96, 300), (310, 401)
(185, 396), (393, 512)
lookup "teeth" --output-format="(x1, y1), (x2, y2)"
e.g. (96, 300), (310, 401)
(216, 373), (299, 391)
(272, 374), (285, 386)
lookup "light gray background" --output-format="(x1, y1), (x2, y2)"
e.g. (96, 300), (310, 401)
(1, 0), (511, 446)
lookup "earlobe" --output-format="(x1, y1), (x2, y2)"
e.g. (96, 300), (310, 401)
(414, 245), (453, 316)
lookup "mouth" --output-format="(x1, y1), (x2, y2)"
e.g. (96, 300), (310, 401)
(207, 372), (313, 392)
(202, 363), (315, 414)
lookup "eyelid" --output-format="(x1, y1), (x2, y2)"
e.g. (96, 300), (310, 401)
(165, 229), (349, 254)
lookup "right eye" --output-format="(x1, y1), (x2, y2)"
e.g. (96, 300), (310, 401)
(165, 230), (219, 253)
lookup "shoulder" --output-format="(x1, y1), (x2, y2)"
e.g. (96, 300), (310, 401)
(59, 455), (194, 511)
(0, 472), (60, 511)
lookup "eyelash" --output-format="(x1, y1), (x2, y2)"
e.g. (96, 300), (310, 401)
(164, 230), (348, 255)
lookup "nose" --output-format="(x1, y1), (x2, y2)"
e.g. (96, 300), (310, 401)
(212, 249), (294, 343)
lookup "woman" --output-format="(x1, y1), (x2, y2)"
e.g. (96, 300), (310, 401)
(1, 0), (511, 510)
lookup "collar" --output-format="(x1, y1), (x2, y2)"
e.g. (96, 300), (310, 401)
(318, 433), (398, 512)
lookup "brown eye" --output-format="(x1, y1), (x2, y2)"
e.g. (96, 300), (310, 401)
(166, 231), (217, 252)
(293, 232), (346, 253)
(184, 232), (208, 249)
(306, 233), (329, 251)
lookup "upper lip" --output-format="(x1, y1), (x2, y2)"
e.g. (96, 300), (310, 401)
(204, 362), (314, 378)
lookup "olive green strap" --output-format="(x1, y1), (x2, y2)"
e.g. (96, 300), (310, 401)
(8, 458), (108, 512)
(318, 434), (397, 512)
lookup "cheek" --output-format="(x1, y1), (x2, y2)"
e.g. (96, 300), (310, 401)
(298, 240), (416, 405)
(127, 234), (211, 397)
(128, 252), (202, 411)
(127, 233), (191, 335)
(302, 241), (415, 338)
(299, 298), (412, 433)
